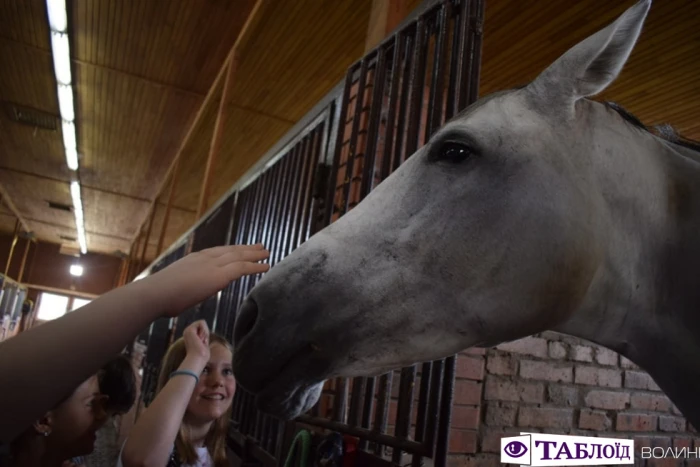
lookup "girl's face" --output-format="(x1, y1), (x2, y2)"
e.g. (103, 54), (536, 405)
(186, 344), (236, 423)
(44, 375), (108, 458)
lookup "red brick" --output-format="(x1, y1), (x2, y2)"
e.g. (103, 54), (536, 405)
(447, 454), (501, 467)
(624, 370), (661, 391)
(457, 355), (485, 380)
(574, 366), (622, 387)
(548, 341), (567, 359)
(673, 438), (692, 449)
(453, 380), (482, 405)
(485, 404), (517, 426)
(595, 347), (619, 366)
(659, 416), (686, 432)
(572, 345), (593, 362)
(579, 409), (611, 431)
(546, 385), (579, 406)
(616, 413), (658, 431)
(484, 377), (544, 403)
(496, 337), (548, 359)
(449, 429), (477, 454)
(517, 407), (574, 429)
(634, 436), (672, 450)
(671, 404), (683, 416)
(631, 393), (672, 412)
(520, 360), (573, 383)
(620, 356), (638, 368)
(481, 428), (520, 453)
(647, 459), (683, 467)
(486, 355), (516, 376)
(464, 347), (486, 356)
(584, 390), (630, 410)
(452, 405), (480, 429)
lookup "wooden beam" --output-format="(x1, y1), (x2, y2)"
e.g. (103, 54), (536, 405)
(4, 220), (20, 278)
(139, 207), (156, 268)
(365, 0), (413, 52)
(23, 283), (98, 300)
(17, 237), (32, 283)
(197, 53), (239, 219)
(130, 0), (266, 247)
(156, 159), (181, 257)
(0, 184), (31, 234)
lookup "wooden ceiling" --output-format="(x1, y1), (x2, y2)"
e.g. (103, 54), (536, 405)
(0, 0), (697, 266)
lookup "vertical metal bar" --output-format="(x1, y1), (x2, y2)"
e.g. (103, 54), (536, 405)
(359, 46), (388, 198)
(358, 376), (376, 451)
(411, 361), (434, 467)
(372, 373), (393, 455)
(404, 18), (427, 157)
(301, 128), (324, 242)
(340, 60), (370, 215)
(333, 378), (349, 424)
(280, 138), (307, 259)
(392, 31), (415, 172)
(273, 143), (303, 264)
(324, 74), (353, 226)
(348, 377), (366, 427)
(426, 4), (448, 139)
(380, 34), (402, 180)
(392, 365), (417, 465)
(266, 153), (292, 267)
(434, 356), (456, 467)
(425, 359), (445, 456)
(445, 0), (463, 121)
(468, 0), (485, 104)
(260, 164), (282, 252)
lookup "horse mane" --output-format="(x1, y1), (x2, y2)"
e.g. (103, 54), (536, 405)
(603, 101), (700, 154)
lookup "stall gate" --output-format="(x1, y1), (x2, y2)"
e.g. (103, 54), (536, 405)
(135, 0), (484, 464)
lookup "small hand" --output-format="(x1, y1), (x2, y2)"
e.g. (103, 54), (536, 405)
(141, 244), (270, 318)
(182, 320), (211, 367)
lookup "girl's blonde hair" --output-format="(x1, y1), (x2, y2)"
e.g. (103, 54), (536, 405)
(157, 332), (233, 467)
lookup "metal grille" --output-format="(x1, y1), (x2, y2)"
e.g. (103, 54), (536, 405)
(218, 106), (334, 462)
(304, 1), (484, 465)
(135, 0), (484, 463)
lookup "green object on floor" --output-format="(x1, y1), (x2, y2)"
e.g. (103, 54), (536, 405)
(284, 429), (312, 467)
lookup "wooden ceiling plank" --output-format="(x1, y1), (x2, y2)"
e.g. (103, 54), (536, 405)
(131, 0), (266, 245)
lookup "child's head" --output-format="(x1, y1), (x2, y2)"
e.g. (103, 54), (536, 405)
(157, 331), (235, 466)
(11, 374), (108, 464)
(99, 354), (137, 417)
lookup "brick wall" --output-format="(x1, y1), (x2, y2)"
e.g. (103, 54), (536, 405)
(444, 332), (697, 467)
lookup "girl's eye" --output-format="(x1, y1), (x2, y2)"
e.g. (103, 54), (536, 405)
(202, 367), (210, 374)
(223, 368), (233, 376)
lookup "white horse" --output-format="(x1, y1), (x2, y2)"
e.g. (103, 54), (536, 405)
(232, 0), (700, 429)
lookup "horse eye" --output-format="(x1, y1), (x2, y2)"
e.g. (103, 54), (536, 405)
(437, 142), (472, 163)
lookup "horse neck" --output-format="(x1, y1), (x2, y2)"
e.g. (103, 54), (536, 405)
(556, 119), (700, 428)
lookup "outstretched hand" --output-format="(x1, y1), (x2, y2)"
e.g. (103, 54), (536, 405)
(142, 243), (270, 318)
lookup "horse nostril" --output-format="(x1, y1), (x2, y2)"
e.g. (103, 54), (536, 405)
(234, 298), (259, 345)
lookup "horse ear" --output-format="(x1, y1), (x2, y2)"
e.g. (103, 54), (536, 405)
(529, 0), (651, 103)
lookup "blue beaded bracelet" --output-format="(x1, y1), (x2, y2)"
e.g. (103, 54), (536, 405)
(170, 369), (199, 384)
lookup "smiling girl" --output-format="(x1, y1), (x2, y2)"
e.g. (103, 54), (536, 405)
(118, 320), (236, 467)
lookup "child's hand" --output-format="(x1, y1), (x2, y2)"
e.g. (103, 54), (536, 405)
(182, 320), (210, 366)
(143, 243), (270, 318)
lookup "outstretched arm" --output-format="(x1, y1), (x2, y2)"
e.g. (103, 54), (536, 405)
(0, 244), (269, 443)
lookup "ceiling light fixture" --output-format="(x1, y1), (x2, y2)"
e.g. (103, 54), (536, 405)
(47, 0), (88, 254)
(69, 264), (83, 276)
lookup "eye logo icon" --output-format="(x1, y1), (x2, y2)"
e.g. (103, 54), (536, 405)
(504, 441), (528, 458)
